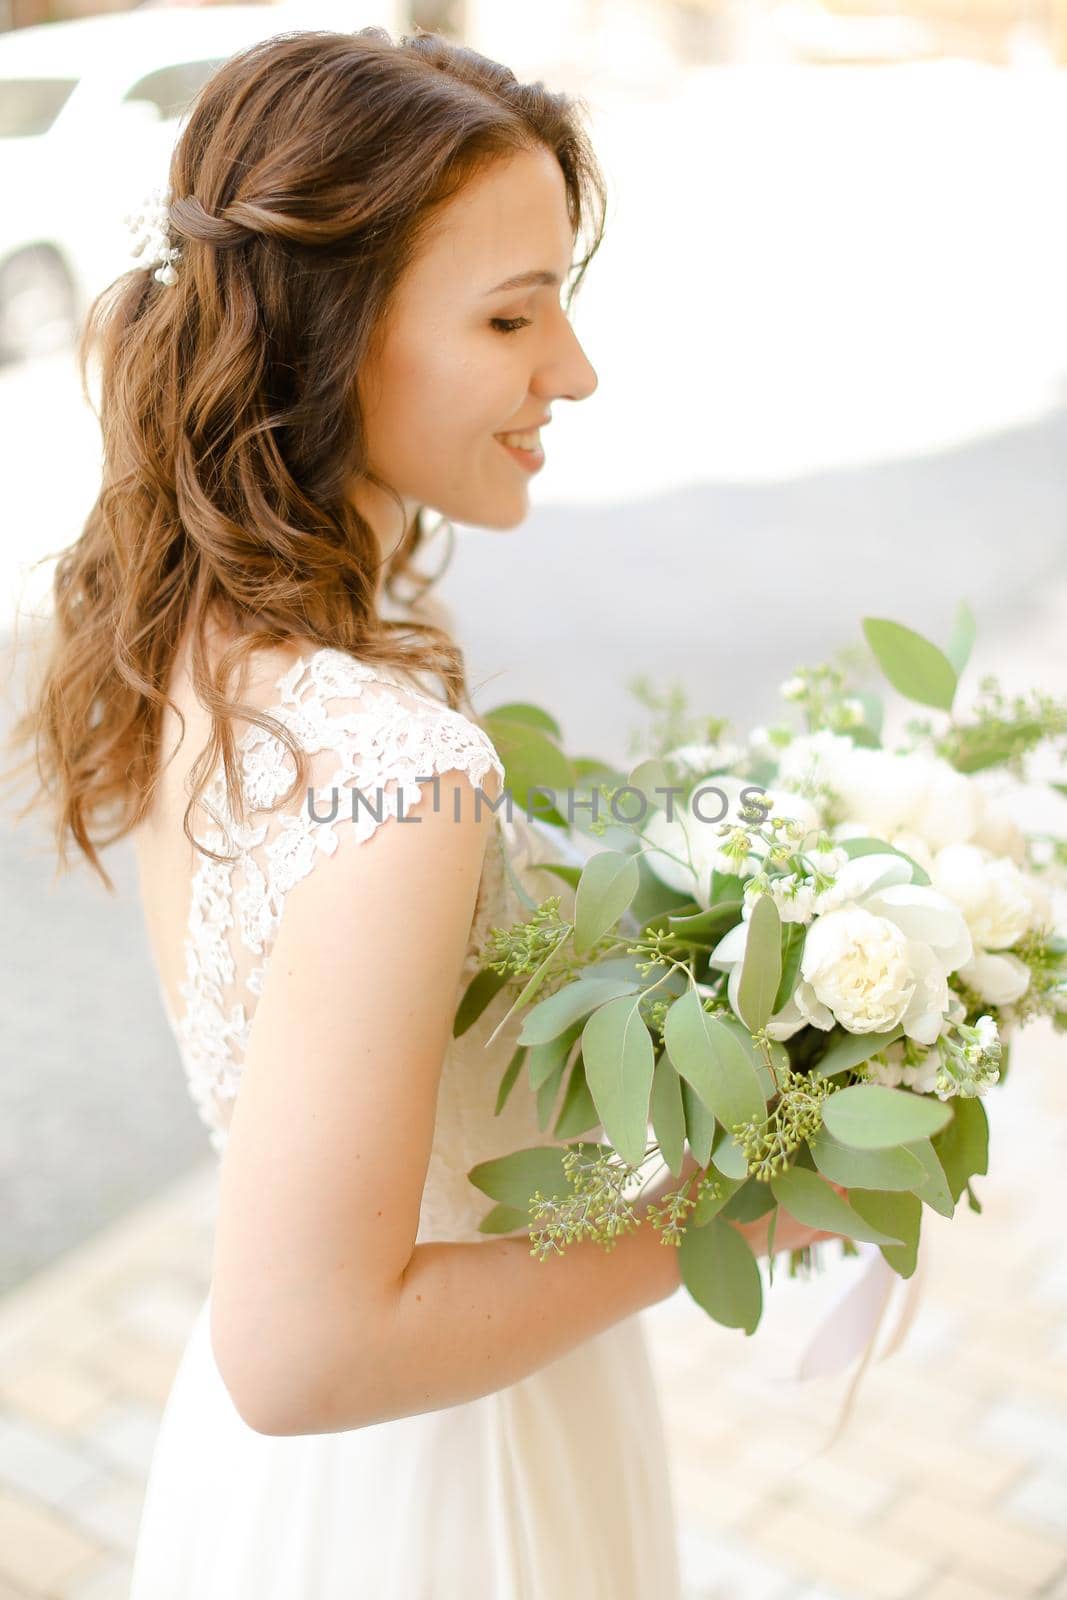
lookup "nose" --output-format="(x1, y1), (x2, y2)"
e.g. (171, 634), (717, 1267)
(538, 313), (598, 405)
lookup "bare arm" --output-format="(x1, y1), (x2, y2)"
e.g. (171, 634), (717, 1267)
(207, 753), (679, 1436)
(301, 1174), (684, 1434)
(302, 1160), (840, 1435)
(209, 747), (832, 1437)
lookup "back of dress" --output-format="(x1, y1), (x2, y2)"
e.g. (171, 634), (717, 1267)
(163, 643), (584, 1244)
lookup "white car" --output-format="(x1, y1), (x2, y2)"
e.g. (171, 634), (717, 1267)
(0, 2), (394, 364)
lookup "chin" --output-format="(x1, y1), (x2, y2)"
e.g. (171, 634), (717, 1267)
(448, 497), (529, 533)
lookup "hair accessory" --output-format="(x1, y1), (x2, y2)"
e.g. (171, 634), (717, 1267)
(123, 185), (183, 286)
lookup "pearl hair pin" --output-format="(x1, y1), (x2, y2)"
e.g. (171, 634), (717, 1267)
(123, 185), (183, 287)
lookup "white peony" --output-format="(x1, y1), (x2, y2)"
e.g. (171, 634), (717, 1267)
(709, 851), (973, 1044)
(929, 842), (1050, 950)
(954, 949), (1032, 1006)
(774, 736), (990, 854)
(970, 789), (1028, 865)
(829, 748), (980, 851)
(800, 907), (924, 1034)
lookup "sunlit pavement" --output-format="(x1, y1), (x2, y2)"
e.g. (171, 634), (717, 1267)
(2, 42), (1067, 1598)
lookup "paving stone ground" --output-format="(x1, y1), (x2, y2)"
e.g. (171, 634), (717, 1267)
(0, 1015), (1063, 1599)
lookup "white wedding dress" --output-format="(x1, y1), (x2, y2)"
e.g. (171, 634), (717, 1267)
(128, 643), (682, 1599)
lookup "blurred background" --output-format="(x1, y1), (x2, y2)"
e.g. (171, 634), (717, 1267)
(1, 2), (1066, 1597)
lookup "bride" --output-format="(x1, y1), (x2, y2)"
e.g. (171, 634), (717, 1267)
(7, 25), (833, 1596)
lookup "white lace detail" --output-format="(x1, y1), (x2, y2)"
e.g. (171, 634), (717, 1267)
(168, 645), (580, 1243)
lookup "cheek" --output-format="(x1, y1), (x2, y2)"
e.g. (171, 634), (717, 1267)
(365, 330), (518, 486)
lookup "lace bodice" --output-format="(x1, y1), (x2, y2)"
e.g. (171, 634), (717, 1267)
(159, 645), (583, 1244)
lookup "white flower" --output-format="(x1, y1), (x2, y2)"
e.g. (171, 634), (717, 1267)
(774, 730), (858, 791)
(864, 1042), (906, 1087)
(975, 1014), (999, 1051)
(970, 790), (1028, 865)
(745, 873), (816, 924)
(799, 915), (940, 1036)
(930, 842), (1048, 950)
(780, 676), (807, 701)
(955, 949), (1032, 1005)
(830, 747), (980, 851)
(901, 1050), (941, 1094)
(709, 849), (973, 1044)
(806, 843), (850, 878)
(879, 829), (937, 878)
(664, 741), (742, 778)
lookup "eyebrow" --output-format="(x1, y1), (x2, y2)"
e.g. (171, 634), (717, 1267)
(483, 269), (563, 296)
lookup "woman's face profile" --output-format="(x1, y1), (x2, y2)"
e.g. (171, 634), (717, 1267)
(355, 143), (599, 538)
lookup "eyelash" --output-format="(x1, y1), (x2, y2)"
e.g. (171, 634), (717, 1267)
(490, 316), (532, 335)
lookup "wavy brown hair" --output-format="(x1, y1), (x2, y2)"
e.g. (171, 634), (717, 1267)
(2, 25), (606, 891)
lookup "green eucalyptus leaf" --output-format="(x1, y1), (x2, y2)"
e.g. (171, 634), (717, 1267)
(628, 756), (676, 795)
(932, 1095), (989, 1204)
(720, 1177), (776, 1223)
(483, 701), (563, 740)
(483, 714), (574, 825)
(581, 996), (656, 1167)
(553, 1053), (600, 1139)
(822, 1084), (953, 1149)
(468, 1145), (579, 1209)
(667, 905), (743, 943)
(944, 599), (977, 676)
(691, 1170), (744, 1226)
(903, 1137), (955, 1217)
(773, 923), (806, 1014)
(663, 990), (766, 1129)
(477, 1202), (530, 1234)
(536, 1058), (567, 1133)
(630, 851), (698, 925)
(715, 1015), (779, 1101)
(680, 1072), (716, 1166)
(814, 1027), (906, 1077)
(848, 1188), (922, 1278)
(862, 617), (958, 712)
(454, 966), (511, 1037)
(526, 1024), (582, 1090)
(518, 977), (641, 1046)
(710, 870), (747, 906)
(711, 1134), (749, 1181)
(809, 1127), (926, 1191)
(535, 862), (582, 890)
(735, 893), (783, 1034)
(494, 1045), (527, 1116)
(651, 1052), (687, 1177)
(678, 1215), (763, 1334)
(574, 850), (641, 957)
(770, 1167), (905, 1246)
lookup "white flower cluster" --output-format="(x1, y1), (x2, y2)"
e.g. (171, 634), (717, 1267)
(639, 728), (1062, 1093)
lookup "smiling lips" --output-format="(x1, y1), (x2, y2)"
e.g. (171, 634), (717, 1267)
(495, 432), (545, 472)
(494, 412), (549, 471)
(496, 428), (542, 450)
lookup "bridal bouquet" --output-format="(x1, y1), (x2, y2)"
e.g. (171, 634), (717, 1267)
(455, 604), (1067, 1336)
